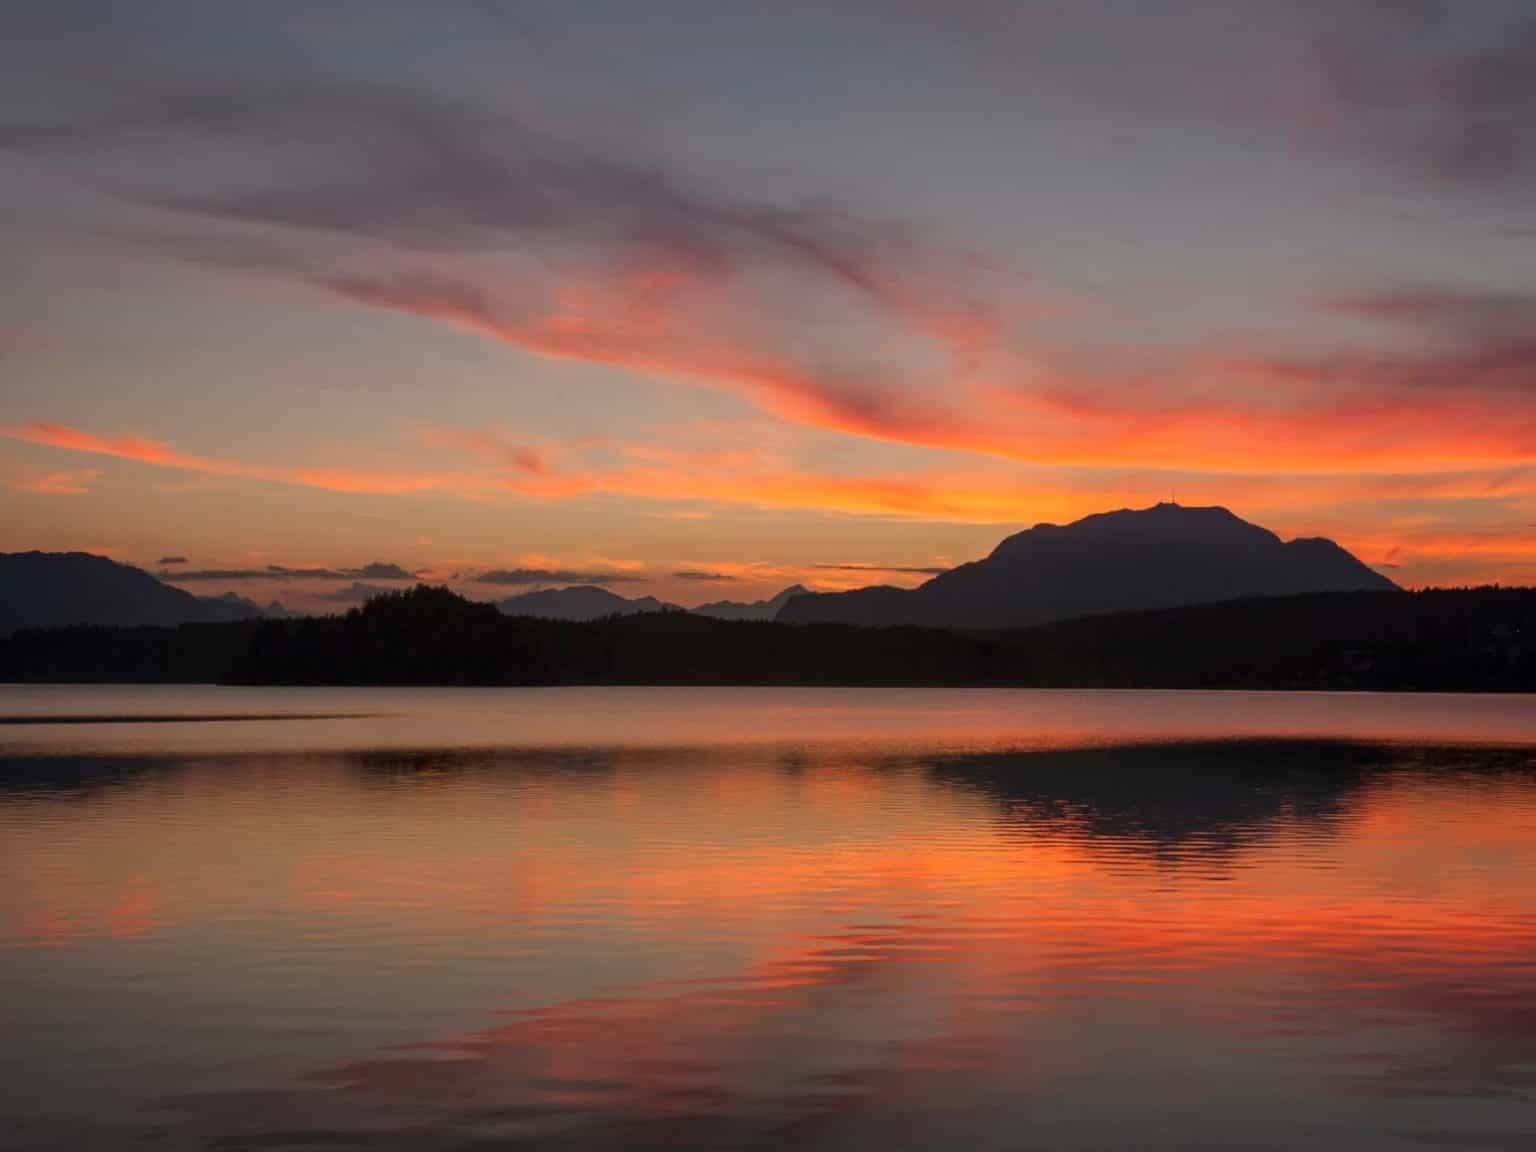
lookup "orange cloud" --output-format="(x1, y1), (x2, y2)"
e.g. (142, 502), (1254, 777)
(8, 424), (231, 473)
(988, 379), (1536, 474)
(3, 422), (498, 499)
(0, 418), (1078, 523)
(501, 464), (1094, 523)
(314, 270), (1000, 458)
(304, 270), (1536, 476)
(0, 418), (1079, 525)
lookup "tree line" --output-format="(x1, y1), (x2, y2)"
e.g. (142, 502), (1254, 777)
(2, 584), (1532, 691)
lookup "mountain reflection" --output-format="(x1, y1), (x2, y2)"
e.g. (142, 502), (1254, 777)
(924, 740), (1387, 859)
(0, 754), (171, 798)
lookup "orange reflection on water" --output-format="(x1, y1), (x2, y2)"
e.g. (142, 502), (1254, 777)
(11, 872), (160, 949)
(2, 738), (1535, 1149)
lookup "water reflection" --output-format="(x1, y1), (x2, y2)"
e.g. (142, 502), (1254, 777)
(0, 754), (171, 798)
(927, 739), (1387, 857)
(2, 729), (1534, 1150)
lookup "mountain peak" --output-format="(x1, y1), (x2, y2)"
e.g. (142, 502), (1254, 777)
(995, 503), (1274, 558)
(783, 504), (1397, 630)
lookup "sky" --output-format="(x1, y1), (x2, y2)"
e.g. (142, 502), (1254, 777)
(1, 0), (1533, 611)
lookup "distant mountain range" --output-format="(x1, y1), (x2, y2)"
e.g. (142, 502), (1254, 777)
(692, 584), (808, 621)
(494, 583), (811, 622)
(0, 551), (269, 636)
(496, 585), (681, 621)
(778, 503), (1398, 629)
(0, 506), (1398, 637)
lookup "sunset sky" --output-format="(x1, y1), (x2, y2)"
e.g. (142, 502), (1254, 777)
(2, 1), (1533, 610)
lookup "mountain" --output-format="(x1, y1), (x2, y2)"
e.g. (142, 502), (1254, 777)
(777, 503), (1399, 629)
(0, 551), (268, 636)
(496, 584), (681, 621)
(692, 584), (809, 621)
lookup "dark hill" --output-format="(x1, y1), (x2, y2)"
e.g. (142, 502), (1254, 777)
(0, 551), (265, 637)
(778, 503), (1397, 629)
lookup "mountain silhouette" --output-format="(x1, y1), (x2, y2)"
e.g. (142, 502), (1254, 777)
(496, 584), (681, 621)
(692, 584), (809, 621)
(0, 551), (267, 636)
(778, 503), (1398, 629)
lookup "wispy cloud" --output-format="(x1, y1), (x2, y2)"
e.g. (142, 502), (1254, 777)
(2, 82), (944, 298)
(223, 264), (1532, 475)
(923, 0), (1536, 192)
(1327, 287), (1536, 332)
(1307, 4), (1536, 188)
(0, 77), (998, 359)
(0, 71), (1024, 463)
(305, 267), (997, 452)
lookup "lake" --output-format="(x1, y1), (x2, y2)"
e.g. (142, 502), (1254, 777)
(2, 686), (1534, 1150)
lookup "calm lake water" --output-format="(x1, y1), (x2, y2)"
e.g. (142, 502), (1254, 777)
(2, 687), (1534, 1150)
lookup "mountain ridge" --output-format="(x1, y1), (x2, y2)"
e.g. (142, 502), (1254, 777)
(693, 584), (809, 621)
(0, 550), (268, 636)
(778, 503), (1398, 629)
(0, 505), (1400, 635)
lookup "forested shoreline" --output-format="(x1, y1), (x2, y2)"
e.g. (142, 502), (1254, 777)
(2, 585), (1532, 692)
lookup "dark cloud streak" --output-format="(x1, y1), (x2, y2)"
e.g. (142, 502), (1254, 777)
(813, 562), (949, 576)
(1309, 2), (1536, 189)
(353, 562), (416, 580)
(0, 80), (954, 315)
(1309, 286), (1536, 396)
(476, 567), (646, 587)
(161, 562), (417, 582)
